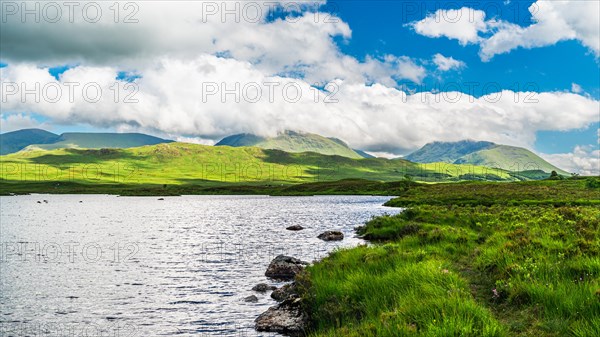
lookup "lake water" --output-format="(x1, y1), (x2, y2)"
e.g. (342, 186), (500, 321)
(0, 195), (400, 336)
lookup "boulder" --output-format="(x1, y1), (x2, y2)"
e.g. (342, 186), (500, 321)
(286, 225), (304, 231)
(244, 295), (259, 303)
(265, 255), (309, 281)
(255, 298), (307, 336)
(271, 282), (298, 302)
(317, 231), (344, 241)
(252, 283), (276, 292)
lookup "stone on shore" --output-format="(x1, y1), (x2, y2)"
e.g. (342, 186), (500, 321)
(255, 298), (307, 336)
(265, 255), (309, 281)
(271, 282), (298, 302)
(286, 225), (304, 231)
(244, 295), (259, 302)
(252, 283), (276, 292)
(317, 230), (344, 241)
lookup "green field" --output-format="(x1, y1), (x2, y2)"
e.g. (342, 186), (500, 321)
(297, 178), (600, 336)
(0, 142), (556, 195)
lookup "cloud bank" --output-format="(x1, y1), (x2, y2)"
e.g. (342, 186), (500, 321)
(2, 58), (598, 156)
(542, 146), (600, 176)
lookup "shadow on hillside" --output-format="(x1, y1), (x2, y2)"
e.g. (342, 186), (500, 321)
(26, 148), (147, 165)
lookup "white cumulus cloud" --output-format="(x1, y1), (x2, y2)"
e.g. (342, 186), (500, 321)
(432, 53), (466, 71)
(410, 1), (600, 61)
(0, 113), (49, 132)
(410, 7), (487, 46)
(542, 146), (600, 176)
(0, 1), (423, 85)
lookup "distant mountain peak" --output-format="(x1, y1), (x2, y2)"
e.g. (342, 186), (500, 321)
(405, 140), (566, 174)
(215, 130), (368, 159)
(0, 129), (60, 155)
(0, 129), (172, 155)
(430, 139), (495, 146)
(406, 140), (497, 163)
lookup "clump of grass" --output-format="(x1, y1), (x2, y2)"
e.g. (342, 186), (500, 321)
(356, 213), (421, 241)
(299, 244), (505, 337)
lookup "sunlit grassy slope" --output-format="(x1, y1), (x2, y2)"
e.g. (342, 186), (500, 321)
(0, 142), (544, 187)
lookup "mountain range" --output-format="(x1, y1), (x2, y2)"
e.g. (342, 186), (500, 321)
(0, 128), (567, 176)
(0, 141), (535, 186)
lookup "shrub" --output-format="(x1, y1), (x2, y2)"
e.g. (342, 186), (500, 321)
(585, 177), (600, 189)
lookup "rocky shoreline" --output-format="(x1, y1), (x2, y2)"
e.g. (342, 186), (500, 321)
(254, 255), (309, 336)
(254, 230), (346, 335)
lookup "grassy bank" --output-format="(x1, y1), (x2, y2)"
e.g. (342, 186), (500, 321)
(2, 174), (596, 198)
(298, 179), (600, 336)
(0, 178), (416, 196)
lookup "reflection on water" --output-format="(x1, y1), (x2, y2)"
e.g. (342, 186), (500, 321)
(0, 195), (400, 336)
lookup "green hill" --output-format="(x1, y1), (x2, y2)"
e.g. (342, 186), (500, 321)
(21, 132), (172, 151)
(1, 129), (173, 155)
(454, 145), (568, 174)
(0, 142), (532, 188)
(406, 140), (566, 174)
(0, 128), (60, 155)
(405, 140), (495, 163)
(215, 130), (365, 159)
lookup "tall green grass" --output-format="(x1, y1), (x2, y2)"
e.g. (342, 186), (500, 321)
(300, 244), (505, 336)
(299, 182), (600, 336)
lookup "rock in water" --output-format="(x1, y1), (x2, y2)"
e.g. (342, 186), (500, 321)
(265, 255), (309, 281)
(244, 295), (259, 302)
(271, 283), (298, 302)
(252, 283), (276, 292)
(317, 230), (344, 241)
(255, 298), (307, 336)
(286, 225), (304, 231)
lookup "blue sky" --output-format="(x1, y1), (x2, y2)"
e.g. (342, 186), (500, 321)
(0, 0), (598, 172)
(335, 0), (597, 92)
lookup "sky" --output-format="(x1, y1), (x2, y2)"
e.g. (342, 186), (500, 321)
(0, 0), (599, 174)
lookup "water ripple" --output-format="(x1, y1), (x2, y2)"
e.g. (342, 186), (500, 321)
(1, 195), (400, 336)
